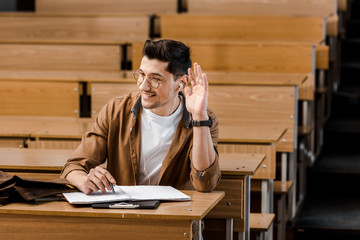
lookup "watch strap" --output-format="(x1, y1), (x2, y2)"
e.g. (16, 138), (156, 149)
(191, 116), (212, 127)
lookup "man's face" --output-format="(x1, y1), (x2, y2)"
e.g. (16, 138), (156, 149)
(137, 56), (179, 116)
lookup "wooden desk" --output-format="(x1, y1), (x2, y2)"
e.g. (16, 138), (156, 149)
(206, 153), (265, 240)
(0, 190), (224, 240)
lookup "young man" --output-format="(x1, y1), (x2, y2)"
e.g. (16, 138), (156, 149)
(61, 39), (220, 194)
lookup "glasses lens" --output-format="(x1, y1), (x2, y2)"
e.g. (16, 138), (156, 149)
(133, 70), (160, 89)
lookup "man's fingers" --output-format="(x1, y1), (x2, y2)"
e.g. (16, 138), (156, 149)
(95, 166), (116, 190)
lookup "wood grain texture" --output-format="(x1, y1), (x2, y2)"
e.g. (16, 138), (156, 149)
(188, 41), (314, 73)
(206, 179), (245, 232)
(250, 213), (275, 231)
(36, 0), (178, 14)
(161, 15), (325, 43)
(0, 190), (224, 220)
(0, 214), (192, 240)
(91, 82), (139, 117)
(0, 81), (78, 116)
(218, 143), (276, 180)
(209, 85), (296, 152)
(0, 14), (149, 44)
(0, 148), (73, 171)
(219, 153), (265, 176)
(0, 44), (121, 71)
(188, 0), (336, 18)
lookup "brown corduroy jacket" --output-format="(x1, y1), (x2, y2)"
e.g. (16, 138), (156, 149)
(60, 92), (221, 192)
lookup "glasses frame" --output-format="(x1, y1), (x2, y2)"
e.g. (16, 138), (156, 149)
(133, 70), (163, 89)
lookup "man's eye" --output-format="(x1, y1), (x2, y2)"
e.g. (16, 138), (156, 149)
(150, 77), (162, 82)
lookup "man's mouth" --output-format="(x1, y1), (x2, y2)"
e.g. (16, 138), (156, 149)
(142, 91), (156, 99)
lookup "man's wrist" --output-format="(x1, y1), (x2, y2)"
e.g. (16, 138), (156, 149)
(192, 113), (208, 121)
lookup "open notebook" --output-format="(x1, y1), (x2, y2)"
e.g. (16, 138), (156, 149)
(63, 185), (191, 204)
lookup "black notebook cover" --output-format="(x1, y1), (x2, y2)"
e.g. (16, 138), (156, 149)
(92, 200), (160, 209)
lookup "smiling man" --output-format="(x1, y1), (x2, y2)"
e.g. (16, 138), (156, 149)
(61, 39), (221, 194)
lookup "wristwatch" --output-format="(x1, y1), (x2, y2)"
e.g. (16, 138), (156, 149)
(191, 116), (212, 127)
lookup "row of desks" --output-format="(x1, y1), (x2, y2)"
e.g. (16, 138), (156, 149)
(0, 147), (265, 240)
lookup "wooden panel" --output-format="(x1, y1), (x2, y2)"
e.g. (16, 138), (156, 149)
(0, 214), (191, 240)
(0, 139), (25, 148)
(36, 0), (178, 14)
(4, 172), (61, 181)
(91, 82), (139, 117)
(316, 45), (329, 69)
(298, 73), (315, 100)
(218, 144), (276, 180)
(0, 70), (131, 83)
(206, 179), (245, 232)
(0, 14), (149, 43)
(27, 140), (81, 149)
(188, 0), (337, 18)
(131, 42), (144, 71)
(209, 85), (296, 152)
(189, 41), (314, 73)
(0, 81), (79, 116)
(0, 44), (120, 71)
(161, 15), (325, 43)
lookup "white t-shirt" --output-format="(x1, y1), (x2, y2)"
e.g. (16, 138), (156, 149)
(139, 99), (183, 185)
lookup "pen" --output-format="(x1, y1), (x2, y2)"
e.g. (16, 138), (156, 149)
(110, 183), (116, 193)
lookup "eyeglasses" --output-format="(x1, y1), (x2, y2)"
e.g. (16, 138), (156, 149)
(133, 70), (163, 89)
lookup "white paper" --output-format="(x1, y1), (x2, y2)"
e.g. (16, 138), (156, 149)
(63, 185), (191, 204)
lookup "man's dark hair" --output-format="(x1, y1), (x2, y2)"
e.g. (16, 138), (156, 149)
(142, 39), (192, 78)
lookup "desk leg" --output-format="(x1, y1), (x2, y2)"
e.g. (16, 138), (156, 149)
(226, 218), (234, 240)
(261, 179), (273, 213)
(281, 153), (287, 182)
(288, 152), (297, 220)
(276, 195), (286, 240)
(238, 175), (250, 240)
(191, 220), (203, 240)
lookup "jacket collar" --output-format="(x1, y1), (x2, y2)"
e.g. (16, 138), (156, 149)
(131, 92), (191, 128)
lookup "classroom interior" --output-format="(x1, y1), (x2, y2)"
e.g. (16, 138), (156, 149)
(0, 0), (359, 240)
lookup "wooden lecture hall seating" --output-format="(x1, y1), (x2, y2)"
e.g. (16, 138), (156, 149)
(0, 0), (348, 240)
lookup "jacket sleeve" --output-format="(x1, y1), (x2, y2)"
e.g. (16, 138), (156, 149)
(189, 110), (221, 192)
(60, 101), (113, 179)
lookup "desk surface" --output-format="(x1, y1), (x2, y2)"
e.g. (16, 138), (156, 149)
(219, 153), (265, 176)
(0, 190), (224, 221)
(0, 148), (264, 176)
(0, 116), (92, 139)
(0, 116), (287, 144)
(0, 148), (73, 171)
(219, 125), (287, 143)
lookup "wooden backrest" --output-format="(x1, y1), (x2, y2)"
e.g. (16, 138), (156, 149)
(189, 41), (314, 73)
(0, 44), (121, 71)
(161, 15), (325, 44)
(132, 41), (315, 73)
(36, 0), (178, 14)
(91, 82), (139, 117)
(209, 85), (297, 152)
(188, 0), (337, 18)
(0, 81), (79, 117)
(0, 13), (149, 43)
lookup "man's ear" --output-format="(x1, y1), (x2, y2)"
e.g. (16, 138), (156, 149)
(179, 75), (189, 89)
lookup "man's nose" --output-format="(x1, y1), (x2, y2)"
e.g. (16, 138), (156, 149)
(138, 77), (151, 91)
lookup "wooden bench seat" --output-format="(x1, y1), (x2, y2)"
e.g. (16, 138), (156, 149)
(250, 213), (275, 232)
